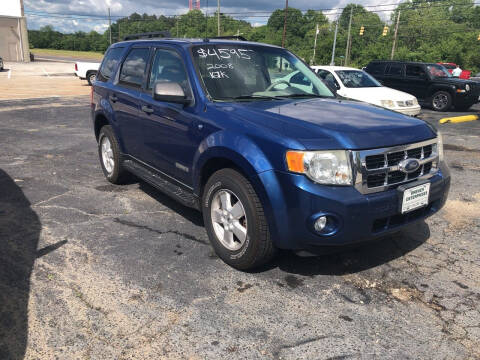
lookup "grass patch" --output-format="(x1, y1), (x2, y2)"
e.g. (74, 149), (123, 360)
(31, 48), (104, 60)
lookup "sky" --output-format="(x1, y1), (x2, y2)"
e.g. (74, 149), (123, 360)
(24, 0), (402, 33)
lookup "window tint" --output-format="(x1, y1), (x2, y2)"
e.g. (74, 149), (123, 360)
(148, 49), (188, 90)
(405, 65), (426, 78)
(98, 47), (124, 82)
(366, 62), (386, 76)
(386, 64), (403, 76)
(119, 48), (150, 87)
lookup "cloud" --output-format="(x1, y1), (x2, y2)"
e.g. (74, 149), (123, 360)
(24, 0), (404, 33)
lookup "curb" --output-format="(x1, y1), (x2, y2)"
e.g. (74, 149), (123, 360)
(439, 115), (479, 124)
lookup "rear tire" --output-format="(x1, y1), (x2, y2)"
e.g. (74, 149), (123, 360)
(87, 71), (97, 86)
(202, 168), (276, 270)
(98, 125), (130, 184)
(431, 91), (452, 111)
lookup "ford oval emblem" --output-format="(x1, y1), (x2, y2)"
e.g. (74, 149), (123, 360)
(398, 158), (420, 173)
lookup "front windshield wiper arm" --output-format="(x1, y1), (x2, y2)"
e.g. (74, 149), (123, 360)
(215, 95), (284, 101)
(276, 94), (331, 99)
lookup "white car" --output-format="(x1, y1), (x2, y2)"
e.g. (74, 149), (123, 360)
(311, 66), (421, 116)
(74, 61), (101, 86)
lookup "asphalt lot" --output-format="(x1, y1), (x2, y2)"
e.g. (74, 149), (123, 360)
(0, 93), (479, 359)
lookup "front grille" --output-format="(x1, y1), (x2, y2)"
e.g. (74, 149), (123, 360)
(354, 139), (439, 194)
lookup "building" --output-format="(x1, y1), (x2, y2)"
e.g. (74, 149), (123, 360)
(0, 0), (30, 62)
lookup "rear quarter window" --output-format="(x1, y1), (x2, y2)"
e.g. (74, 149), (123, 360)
(366, 62), (386, 76)
(97, 47), (124, 82)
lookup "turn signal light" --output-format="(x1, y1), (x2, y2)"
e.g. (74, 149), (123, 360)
(286, 151), (305, 173)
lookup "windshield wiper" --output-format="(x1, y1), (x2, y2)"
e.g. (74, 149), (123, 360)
(276, 94), (331, 99)
(215, 94), (284, 101)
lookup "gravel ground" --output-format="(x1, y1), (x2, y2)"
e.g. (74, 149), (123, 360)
(0, 97), (479, 360)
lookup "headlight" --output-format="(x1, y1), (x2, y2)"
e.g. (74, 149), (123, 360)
(412, 98), (418, 105)
(286, 150), (352, 185)
(465, 84), (470, 91)
(437, 132), (444, 161)
(380, 100), (395, 108)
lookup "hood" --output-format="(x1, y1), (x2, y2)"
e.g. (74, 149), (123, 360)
(215, 98), (435, 150)
(338, 86), (416, 104)
(433, 77), (476, 86)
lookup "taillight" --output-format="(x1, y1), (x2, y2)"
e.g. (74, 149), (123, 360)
(75, 63), (78, 71)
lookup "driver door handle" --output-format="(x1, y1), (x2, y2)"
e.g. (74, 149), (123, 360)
(141, 105), (154, 114)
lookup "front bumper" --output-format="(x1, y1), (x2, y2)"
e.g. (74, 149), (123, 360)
(258, 164), (450, 250)
(395, 105), (421, 116)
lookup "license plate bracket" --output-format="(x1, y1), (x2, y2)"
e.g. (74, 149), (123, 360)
(397, 180), (431, 214)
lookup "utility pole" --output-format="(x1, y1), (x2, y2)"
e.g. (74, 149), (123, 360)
(330, 20), (338, 65)
(282, 0), (288, 48)
(345, 7), (353, 66)
(391, 10), (401, 60)
(217, 0), (221, 36)
(108, 7), (112, 45)
(312, 23), (319, 65)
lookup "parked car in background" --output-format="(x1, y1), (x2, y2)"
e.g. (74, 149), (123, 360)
(312, 66), (421, 116)
(74, 61), (101, 85)
(365, 60), (480, 111)
(437, 62), (471, 79)
(91, 36), (450, 270)
(0, 56), (3, 71)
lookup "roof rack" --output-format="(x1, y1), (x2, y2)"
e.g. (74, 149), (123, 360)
(123, 31), (172, 41)
(209, 35), (247, 41)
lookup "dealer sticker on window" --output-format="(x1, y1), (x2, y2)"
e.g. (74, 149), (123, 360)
(401, 183), (430, 214)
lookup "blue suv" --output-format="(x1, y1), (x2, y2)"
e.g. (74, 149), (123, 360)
(91, 35), (450, 270)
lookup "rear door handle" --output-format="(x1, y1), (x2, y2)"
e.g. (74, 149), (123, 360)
(109, 94), (118, 103)
(141, 105), (154, 114)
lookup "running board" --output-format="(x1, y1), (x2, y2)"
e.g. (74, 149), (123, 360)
(123, 159), (200, 210)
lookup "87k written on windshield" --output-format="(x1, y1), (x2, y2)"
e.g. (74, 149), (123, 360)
(191, 45), (334, 101)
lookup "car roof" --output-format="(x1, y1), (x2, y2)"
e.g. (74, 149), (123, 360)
(110, 38), (282, 50)
(368, 60), (440, 66)
(312, 65), (361, 71)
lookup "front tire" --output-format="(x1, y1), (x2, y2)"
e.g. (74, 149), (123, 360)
(202, 168), (276, 270)
(431, 91), (452, 111)
(98, 125), (129, 184)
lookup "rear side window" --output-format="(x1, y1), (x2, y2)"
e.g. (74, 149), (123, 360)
(366, 62), (386, 76)
(119, 48), (150, 87)
(405, 65), (426, 78)
(98, 47), (124, 82)
(386, 63), (404, 76)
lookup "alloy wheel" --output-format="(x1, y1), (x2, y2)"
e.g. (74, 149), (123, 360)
(210, 189), (248, 251)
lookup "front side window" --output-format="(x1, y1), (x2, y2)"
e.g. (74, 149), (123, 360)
(119, 48), (150, 87)
(335, 70), (381, 88)
(317, 70), (340, 90)
(427, 65), (451, 78)
(191, 45), (334, 101)
(405, 65), (426, 78)
(98, 47), (124, 82)
(148, 49), (188, 90)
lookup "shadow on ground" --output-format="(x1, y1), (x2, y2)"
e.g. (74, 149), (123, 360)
(265, 221), (430, 276)
(136, 177), (430, 276)
(0, 170), (65, 359)
(0, 169), (41, 359)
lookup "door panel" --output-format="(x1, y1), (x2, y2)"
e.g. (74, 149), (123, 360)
(138, 48), (202, 185)
(404, 65), (428, 99)
(112, 47), (150, 161)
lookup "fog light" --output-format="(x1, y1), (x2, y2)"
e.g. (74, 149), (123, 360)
(314, 216), (327, 232)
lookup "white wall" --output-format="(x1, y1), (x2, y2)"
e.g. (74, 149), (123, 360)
(0, 0), (22, 18)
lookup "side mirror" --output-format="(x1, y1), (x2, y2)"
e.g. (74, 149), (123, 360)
(153, 81), (191, 105)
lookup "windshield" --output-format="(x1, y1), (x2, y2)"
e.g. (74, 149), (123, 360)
(427, 65), (452, 78)
(335, 70), (381, 88)
(191, 44), (334, 101)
